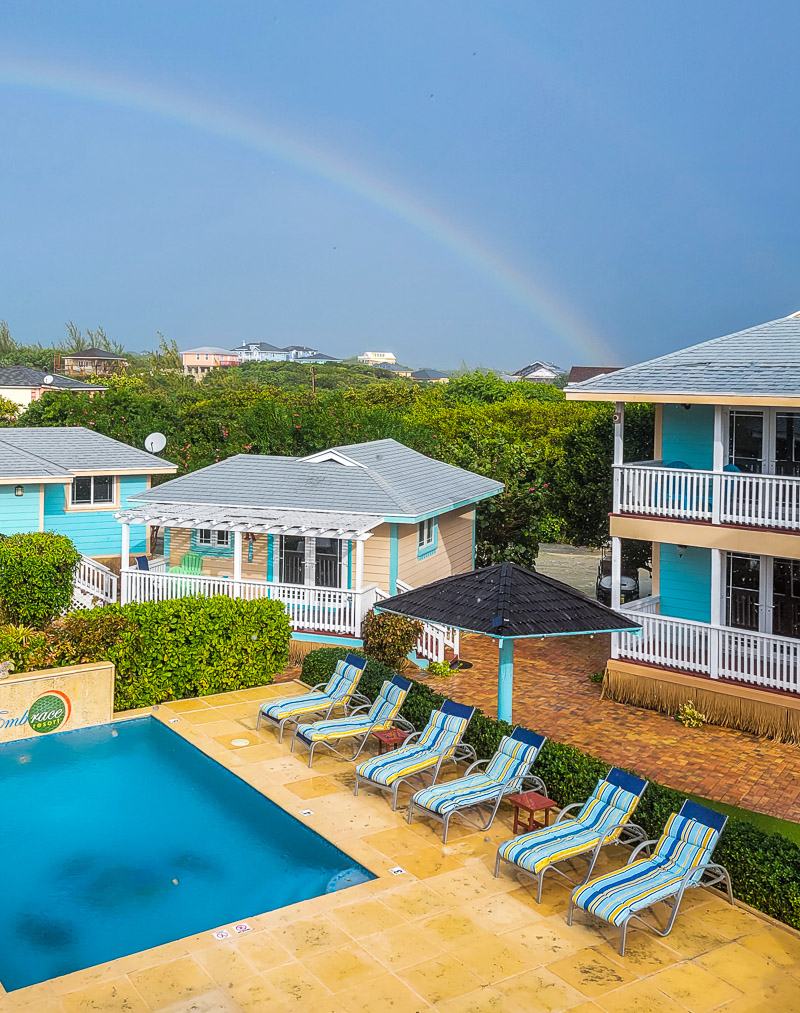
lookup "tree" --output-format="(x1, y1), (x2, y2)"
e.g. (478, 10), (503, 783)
(0, 320), (16, 356)
(0, 532), (81, 628)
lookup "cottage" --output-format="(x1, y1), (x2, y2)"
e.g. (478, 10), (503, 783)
(566, 311), (800, 733)
(59, 348), (128, 377)
(0, 367), (107, 410)
(115, 439), (502, 638)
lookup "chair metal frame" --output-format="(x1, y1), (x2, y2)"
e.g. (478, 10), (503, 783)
(256, 654), (368, 742)
(406, 728), (547, 842)
(567, 804), (734, 955)
(494, 768), (648, 903)
(353, 701), (477, 811)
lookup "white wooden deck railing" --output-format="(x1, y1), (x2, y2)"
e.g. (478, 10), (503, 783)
(614, 609), (800, 694)
(73, 554), (119, 607)
(121, 569), (378, 636)
(615, 462), (800, 530)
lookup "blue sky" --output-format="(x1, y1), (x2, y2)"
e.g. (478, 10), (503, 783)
(1, 1), (799, 369)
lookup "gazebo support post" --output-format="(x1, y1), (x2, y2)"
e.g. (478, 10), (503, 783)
(498, 637), (514, 724)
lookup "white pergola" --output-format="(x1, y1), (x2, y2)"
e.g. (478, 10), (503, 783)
(114, 502), (383, 588)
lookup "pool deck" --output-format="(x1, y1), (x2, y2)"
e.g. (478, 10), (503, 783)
(5, 680), (799, 1012)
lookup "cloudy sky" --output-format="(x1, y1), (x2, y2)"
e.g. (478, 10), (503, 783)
(2, 1), (799, 369)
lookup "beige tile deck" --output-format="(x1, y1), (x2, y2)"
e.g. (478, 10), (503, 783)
(4, 678), (797, 1012)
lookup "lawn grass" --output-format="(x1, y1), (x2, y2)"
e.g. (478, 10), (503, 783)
(690, 793), (800, 846)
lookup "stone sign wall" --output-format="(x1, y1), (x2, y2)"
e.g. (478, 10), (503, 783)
(0, 662), (115, 742)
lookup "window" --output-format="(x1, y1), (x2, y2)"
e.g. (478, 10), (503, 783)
(281, 536), (305, 584)
(418, 517), (436, 551)
(196, 529), (230, 547)
(315, 538), (341, 588)
(71, 475), (114, 506)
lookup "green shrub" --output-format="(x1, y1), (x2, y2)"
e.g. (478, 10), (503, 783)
(299, 646), (800, 930)
(0, 532), (80, 628)
(361, 609), (423, 668)
(0, 624), (52, 672)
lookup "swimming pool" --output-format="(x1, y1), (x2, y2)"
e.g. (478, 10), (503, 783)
(0, 716), (372, 990)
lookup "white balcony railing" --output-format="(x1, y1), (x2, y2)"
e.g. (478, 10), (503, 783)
(121, 569), (378, 636)
(614, 609), (800, 694)
(73, 554), (119, 607)
(615, 463), (800, 530)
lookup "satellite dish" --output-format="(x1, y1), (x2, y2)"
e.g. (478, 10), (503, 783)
(43, 375), (54, 385)
(145, 432), (167, 454)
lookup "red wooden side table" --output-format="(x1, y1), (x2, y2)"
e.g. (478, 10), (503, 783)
(374, 728), (412, 754)
(508, 791), (558, 834)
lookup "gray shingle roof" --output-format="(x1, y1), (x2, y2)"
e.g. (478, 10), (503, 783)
(0, 428), (176, 476)
(130, 438), (503, 520)
(567, 313), (800, 397)
(411, 369), (449, 380)
(0, 367), (107, 391)
(63, 348), (126, 359)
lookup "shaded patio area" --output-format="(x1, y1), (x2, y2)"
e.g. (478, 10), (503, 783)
(415, 633), (800, 825)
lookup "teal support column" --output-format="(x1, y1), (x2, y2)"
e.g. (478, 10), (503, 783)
(389, 523), (399, 594)
(498, 638), (514, 724)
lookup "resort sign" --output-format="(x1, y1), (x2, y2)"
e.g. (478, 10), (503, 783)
(0, 690), (72, 736)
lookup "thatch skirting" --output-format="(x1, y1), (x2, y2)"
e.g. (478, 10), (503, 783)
(603, 661), (800, 743)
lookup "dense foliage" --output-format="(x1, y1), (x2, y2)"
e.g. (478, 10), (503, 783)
(301, 647), (800, 930)
(0, 532), (81, 628)
(0, 596), (291, 709)
(18, 370), (654, 564)
(361, 610), (423, 668)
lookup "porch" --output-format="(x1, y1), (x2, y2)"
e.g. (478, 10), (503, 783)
(615, 594), (800, 694)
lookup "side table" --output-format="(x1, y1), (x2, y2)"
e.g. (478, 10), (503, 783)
(374, 728), (412, 755)
(508, 791), (558, 834)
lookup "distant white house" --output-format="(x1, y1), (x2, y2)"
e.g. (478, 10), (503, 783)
(358, 351), (397, 366)
(0, 367), (107, 409)
(231, 342), (339, 365)
(512, 360), (563, 382)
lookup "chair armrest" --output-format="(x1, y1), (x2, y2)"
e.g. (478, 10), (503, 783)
(392, 716), (416, 733)
(403, 731), (423, 746)
(628, 839), (659, 862)
(311, 682), (328, 692)
(349, 703), (371, 716)
(554, 802), (582, 824)
(465, 757), (491, 775)
(350, 691), (372, 708)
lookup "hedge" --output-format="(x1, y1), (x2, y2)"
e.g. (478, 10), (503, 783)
(301, 647), (800, 930)
(0, 532), (81, 628)
(0, 595), (291, 710)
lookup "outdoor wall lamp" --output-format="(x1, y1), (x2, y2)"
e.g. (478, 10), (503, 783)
(677, 544), (687, 558)
(14, 486), (23, 497)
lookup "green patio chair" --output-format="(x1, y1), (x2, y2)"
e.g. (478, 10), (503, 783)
(180, 552), (203, 575)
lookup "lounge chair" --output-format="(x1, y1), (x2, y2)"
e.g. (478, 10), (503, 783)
(407, 727), (547, 842)
(180, 552), (203, 574)
(569, 800), (734, 955)
(495, 767), (648, 902)
(292, 675), (413, 767)
(354, 701), (476, 810)
(256, 654), (368, 742)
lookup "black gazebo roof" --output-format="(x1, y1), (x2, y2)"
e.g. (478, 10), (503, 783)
(376, 562), (641, 639)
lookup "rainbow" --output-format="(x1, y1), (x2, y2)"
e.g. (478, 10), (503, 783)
(0, 55), (615, 361)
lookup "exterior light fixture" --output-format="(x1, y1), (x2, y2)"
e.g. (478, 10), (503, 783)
(677, 544), (687, 558)
(14, 486), (23, 497)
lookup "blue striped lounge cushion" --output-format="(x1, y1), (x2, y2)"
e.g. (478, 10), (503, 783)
(297, 679), (407, 743)
(356, 710), (468, 786)
(572, 811), (721, 926)
(261, 659), (361, 721)
(410, 733), (540, 815)
(497, 779), (641, 875)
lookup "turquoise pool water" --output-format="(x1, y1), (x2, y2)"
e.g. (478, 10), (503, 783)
(0, 717), (372, 991)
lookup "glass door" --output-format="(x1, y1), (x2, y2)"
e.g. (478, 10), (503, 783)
(725, 552), (800, 639)
(725, 552), (761, 631)
(280, 536), (305, 585)
(314, 539), (342, 588)
(772, 413), (800, 477)
(772, 558), (800, 638)
(728, 411), (764, 473)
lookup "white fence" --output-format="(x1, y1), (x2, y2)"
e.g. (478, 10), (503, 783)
(614, 609), (800, 693)
(73, 554), (119, 608)
(616, 463), (800, 530)
(121, 569), (378, 636)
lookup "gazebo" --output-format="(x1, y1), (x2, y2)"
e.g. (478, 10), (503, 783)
(375, 562), (641, 722)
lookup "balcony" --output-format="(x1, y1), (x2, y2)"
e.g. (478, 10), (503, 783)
(615, 461), (800, 531)
(614, 596), (800, 694)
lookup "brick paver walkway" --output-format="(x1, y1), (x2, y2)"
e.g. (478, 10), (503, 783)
(416, 633), (800, 824)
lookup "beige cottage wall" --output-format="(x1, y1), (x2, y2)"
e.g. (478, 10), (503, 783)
(166, 527), (271, 580)
(397, 507), (474, 587)
(362, 523), (391, 589)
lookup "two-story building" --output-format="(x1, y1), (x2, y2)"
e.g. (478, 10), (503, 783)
(182, 347), (240, 378)
(115, 438), (502, 643)
(231, 342), (340, 365)
(59, 348), (128, 377)
(357, 351), (397, 366)
(567, 312), (800, 738)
